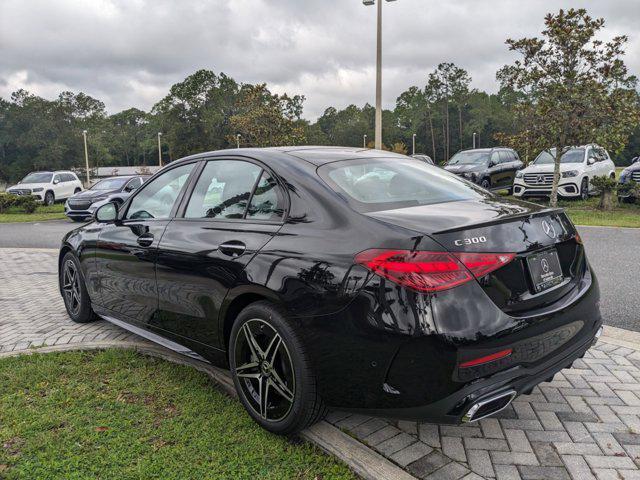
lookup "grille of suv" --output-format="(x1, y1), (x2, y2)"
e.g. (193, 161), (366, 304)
(68, 200), (92, 210)
(632, 172), (640, 182)
(524, 174), (554, 185)
(8, 189), (31, 195)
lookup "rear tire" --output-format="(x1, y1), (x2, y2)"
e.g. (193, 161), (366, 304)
(44, 191), (55, 206)
(580, 178), (589, 201)
(59, 252), (98, 323)
(229, 301), (326, 435)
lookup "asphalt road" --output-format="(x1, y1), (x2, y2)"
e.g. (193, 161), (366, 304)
(0, 219), (637, 331)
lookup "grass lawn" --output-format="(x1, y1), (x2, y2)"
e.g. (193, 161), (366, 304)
(0, 350), (356, 480)
(0, 203), (68, 223)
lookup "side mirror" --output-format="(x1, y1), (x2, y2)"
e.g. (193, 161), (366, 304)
(587, 158), (596, 165)
(95, 202), (118, 223)
(53, 178), (60, 184)
(489, 160), (497, 168)
(633, 157), (639, 164)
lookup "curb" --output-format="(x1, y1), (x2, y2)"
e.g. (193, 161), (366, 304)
(0, 340), (417, 480)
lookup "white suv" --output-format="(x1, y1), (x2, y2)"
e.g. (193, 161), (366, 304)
(513, 144), (616, 200)
(7, 171), (83, 206)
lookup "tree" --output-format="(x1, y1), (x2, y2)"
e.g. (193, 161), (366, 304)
(228, 84), (306, 147)
(497, 8), (640, 206)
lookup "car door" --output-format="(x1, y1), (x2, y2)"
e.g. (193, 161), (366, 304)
(95, 162), (197, 326)
(488, 151), (503, 188)
(585, 147), (600, 191)
(52, 173), (64, 199)
(154, 158), (286, 352)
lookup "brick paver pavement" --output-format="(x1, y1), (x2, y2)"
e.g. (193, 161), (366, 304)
(3, 248), (640, 480)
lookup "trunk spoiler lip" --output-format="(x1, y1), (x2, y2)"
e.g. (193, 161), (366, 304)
(432, 207), (566, 235)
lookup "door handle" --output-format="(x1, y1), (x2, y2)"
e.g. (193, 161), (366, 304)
(137, 233), (154, 247)
(219, 240), (246, 257)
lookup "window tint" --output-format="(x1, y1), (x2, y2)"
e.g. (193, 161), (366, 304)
(319, 157), (484, 213)
(499, 151), (511, 163)
(127, 163), (194, 220)
(247, 172), (285, 220)
(185, 161), (261, 219)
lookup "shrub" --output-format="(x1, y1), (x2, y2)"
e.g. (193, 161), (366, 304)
(590, 175), (618, 211)
(0, 192), (38, 214)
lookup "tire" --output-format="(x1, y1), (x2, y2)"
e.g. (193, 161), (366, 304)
(229, 301), (326, 435)
(59, 252), (98, 323)
(505, 186), (513, 195)
(480, 178), (491, 190)
(44, 191), (55, 206)
(580, 178), (589, 201)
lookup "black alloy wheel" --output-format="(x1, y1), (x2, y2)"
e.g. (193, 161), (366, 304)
(580, 178), (589, 200)
(230, 302), (326, 435)
(59, 252), (98, 323)
(44, 191), (54, 206)
(480, 178), (491, 190)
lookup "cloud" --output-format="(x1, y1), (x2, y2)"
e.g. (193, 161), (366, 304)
(1, 0), (638, 119)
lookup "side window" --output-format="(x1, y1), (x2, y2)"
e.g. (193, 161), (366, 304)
(247, 171), (285, 221)
(126, 163), (194, 220)
(53, 174), (61, 184)
(588, 149), (598, 162)
(184, 160), (261, 219)
(490, 152), (501, 165)
(499, 151), (511, 164)
(125, 178), (142, 191)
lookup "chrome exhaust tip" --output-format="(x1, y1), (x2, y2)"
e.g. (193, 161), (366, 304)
(462, 390), (517, 423)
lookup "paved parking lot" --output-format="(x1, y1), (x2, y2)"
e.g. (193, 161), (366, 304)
(3, 248), (640, 480)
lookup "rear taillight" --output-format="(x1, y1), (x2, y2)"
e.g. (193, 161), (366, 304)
(355, 249), (516, 293)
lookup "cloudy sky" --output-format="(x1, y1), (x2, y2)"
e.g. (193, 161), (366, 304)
(1, 0), (639, 120)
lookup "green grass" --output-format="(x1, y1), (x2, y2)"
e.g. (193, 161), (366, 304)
(0, 203), (67, 223)
(0, 350), (356, 480)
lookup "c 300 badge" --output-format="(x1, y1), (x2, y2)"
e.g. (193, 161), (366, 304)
(454, 236), (487, 246)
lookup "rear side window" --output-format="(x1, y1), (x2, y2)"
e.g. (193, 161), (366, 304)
(499, 151), (511, 163)
(184, 160), (261, 219)
(319, 157), (484, 213)
(247, 171), (285, 221)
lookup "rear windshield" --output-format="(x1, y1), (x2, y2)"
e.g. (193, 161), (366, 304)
(447, 151), (490, 165)
(534, 148), (585, 165)
(318, 157), (484, 213)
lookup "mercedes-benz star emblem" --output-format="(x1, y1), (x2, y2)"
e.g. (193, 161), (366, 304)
(542, 220), (557, 239)
(537, 175), (545, 184)
(541, 258), (550, 273)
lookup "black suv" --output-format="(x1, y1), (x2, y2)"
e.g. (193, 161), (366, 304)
(444, 148), (523, 193)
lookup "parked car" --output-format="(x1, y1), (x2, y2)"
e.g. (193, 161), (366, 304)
(58, 147), (602, 435)
(443, 147), (523, 192)
(618, 156), (640, 203)
(513, 145), (616, 200)
(64, 175), (148, 222)
(7, 171), (83, 205)
(412, 154), (435, 165)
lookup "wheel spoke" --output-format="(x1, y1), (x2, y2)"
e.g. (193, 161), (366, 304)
(269, 371), (294, 403)
(263, 334), (281, 366)
(242, 324), (264, 360)
(259, 376), (270, 419)
(235, 361), (259, 374)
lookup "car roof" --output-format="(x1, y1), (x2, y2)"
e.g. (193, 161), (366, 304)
(174, 146), (409, 167)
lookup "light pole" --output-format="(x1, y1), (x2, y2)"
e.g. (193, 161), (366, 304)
(363, 0), (397, 150)
(473, 132), (477, 149)
(412, 133), (416, 155)
(236, 134), (241, 149)
(82, 130), (90, 185)
(157, 132), (163, 167)
(363, 134), (368, 148)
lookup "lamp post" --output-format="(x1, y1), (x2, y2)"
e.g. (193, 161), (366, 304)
(412, 133), (416, 155)
(82, 130), (90, 185)
(157, 132), (163, 167)
(236, 134), (241, 149)
(363, 134), (368, 148)
(363, 0), (397, 150)
(473, 132), (477, 149)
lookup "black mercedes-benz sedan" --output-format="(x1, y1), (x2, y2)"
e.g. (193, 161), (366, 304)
(58, 147), (602, 435)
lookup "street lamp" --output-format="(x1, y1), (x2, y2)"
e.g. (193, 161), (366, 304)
(473, 132), (477, 149)
(82, 130), (90, 185)
(363, 0), (397, 150)
(157, 132), (163, 167)
(363, 134), (368, 148)
(412, 133), (416, 155)
(236, 134), (241, 149)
